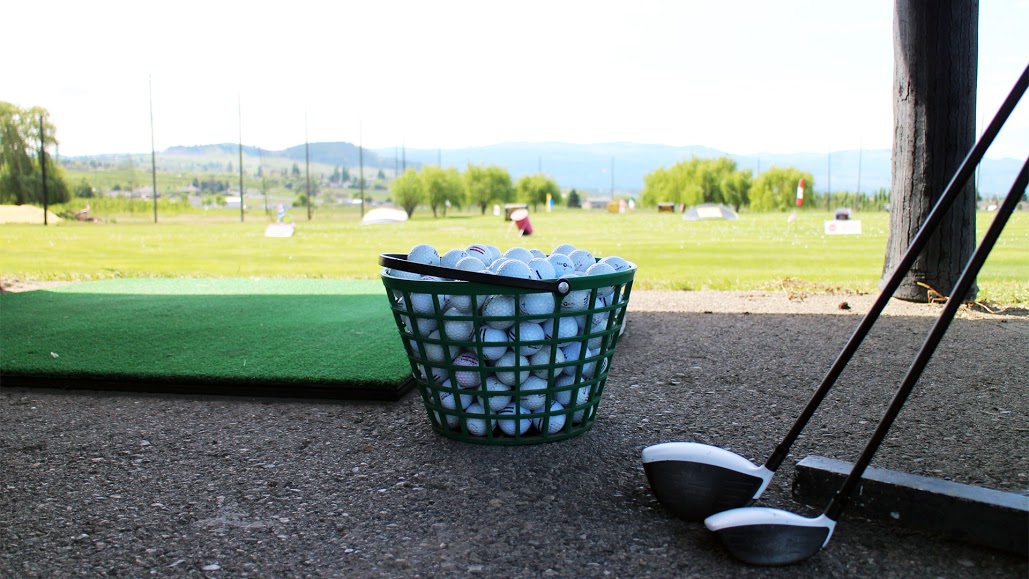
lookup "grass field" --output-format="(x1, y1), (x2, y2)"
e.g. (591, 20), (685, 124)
(2, 208), (1027, 304)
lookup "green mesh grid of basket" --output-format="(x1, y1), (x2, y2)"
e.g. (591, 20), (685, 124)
(379, 253), (636, 445)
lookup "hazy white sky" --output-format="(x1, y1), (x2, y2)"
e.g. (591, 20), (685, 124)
(5, 0), (1028, 158)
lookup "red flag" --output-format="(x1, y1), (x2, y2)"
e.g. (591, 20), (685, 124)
(796, 179), (805, 207)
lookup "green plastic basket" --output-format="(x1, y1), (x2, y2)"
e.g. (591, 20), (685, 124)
(379, 253), (636, 445)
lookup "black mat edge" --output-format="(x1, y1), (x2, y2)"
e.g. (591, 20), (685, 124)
(0, 373), (418, 402)
(793, 455), (1029, 556)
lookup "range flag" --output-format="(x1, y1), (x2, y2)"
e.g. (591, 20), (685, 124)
(796, 179), (805, 207)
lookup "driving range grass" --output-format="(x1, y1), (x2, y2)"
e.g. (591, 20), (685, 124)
(2, 209), (1026, 304)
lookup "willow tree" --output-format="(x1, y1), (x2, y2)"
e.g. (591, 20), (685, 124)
(882, 0), (978, 302)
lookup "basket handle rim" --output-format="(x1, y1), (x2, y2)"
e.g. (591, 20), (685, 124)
(379, 253), (572, 296)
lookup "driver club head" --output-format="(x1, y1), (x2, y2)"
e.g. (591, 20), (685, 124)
(641, 442), (774, 521)
(704, 507), (836, 566)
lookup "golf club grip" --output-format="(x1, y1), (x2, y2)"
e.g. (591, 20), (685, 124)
(764, 63), (1029, 471)
(825, 156), (1029, 521)
(378, 253), (572, 296)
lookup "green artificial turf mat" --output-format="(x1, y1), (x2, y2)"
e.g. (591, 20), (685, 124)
(0, 279), (414, 400)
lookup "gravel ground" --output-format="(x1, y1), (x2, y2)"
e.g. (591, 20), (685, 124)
(1, 288), (1026, 577)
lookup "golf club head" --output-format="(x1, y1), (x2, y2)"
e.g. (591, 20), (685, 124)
(704, 507), (836, 566)
(641, 442), (774, 521)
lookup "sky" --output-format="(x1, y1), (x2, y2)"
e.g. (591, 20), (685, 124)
(5, 0), (1028, 159)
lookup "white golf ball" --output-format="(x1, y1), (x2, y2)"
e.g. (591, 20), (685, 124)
(507, 321), (545, 356)
(493, 351), (530, 386)
(408, 244), (440, 266)
(599, 255), (632, 272)
(419, 365), (449, 386)
(475, 326), (510, 361)
(529, 248), (546, 259)
(503, 247), (534, 263)
(561, 342), (597, 379)
(529, 346), (564, 380)
(401, 314), (438, 338)
(559, 289), (591, 312)
(481, 295), (516, 330)
(547, 253), (576, 277)
(417, 330), (460, 364)
(385, 267), (420, 280)
(527, 258), (556, 280)
(452, 351), (482, 388)
(497, 259), (533, 280)
(465, 244), (495, 266)
(463, 402), (491, 437)
(520, 292), (555, 317)
(485, 245), (503, 263)
(441, 309), (474, 342)
(568, 249), (596, 272)
(552, 374), (578, 405)
(496, 401), (531, 436)
(518, 375), (549, 410)
(542, 316), (580, 343)
(573, 385), (593, 423)
(552, 243), (577, 255)
(441, 249), (469, 269)
(483, 376), (513, 411)
(488, 258), (509, 273)
(438, 383), (473, 411)
(531, 400), (567, 434)
(408, 276), (446, 315)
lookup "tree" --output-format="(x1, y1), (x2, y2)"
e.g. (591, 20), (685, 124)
(0, 102), (70, 206)
(392, 168), (424, 217)
(567, 189), (581, 208)
(640, 157), (751, 208)
(422, 166), (464, 217)
(749, 166), (814, 211)
(882, 0), (979, 303)
(515, 174), (561, 212)
(465, 163), (513, 214)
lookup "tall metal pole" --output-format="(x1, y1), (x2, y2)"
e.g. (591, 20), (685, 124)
(238, 93), (244, 223)
(39, 115), (48, 226)
(149, 75), (158, 223)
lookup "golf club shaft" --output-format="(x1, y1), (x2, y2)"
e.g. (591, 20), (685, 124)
(824, 157), (1029, 521)
(763, 63), (1029, 471)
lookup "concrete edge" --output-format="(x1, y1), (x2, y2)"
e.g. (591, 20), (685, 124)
(792, 455), (1029, 556)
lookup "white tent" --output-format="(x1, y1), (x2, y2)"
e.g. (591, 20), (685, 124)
(360, 207), (408, 225)
(683, 203), (738, 221)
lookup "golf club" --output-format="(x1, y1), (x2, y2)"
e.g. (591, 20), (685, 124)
(642, 63), (1028, 522)
(705, 156), (1028, 565)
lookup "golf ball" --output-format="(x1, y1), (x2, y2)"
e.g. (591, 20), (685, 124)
(481, 295), (516, 330)
(488, 258), (509, 273)
(441, 249), (469, 269)
(442, 309), (474, 342)
(520, 292), (555, 317)
(485, 244), (503, 263)
(452, 351), (482, 389)
(551, 243), (577, 255)
(417, 330), (460, 364)
(531, 400), (567, 434)
(552, 374), (577, 405)
(483, 376), (513, 411)
(475, 326), (510, 361)
(438, 383), (473, 411)
(503, 247), (534, 263)
(507, 321), (545, 356)
(529, 346), (564, 380)
(463, 402), (491, 437)
(547, 253), (576, 277)
(408, 276), (446, 314)
(599, 255), (632, 272)
(465, 244), (495, 266)
(527, 258), (556, 280)
(401, 314), (438, 338)
(493, 351), (530, 386)
(496, 402), (531, 436)
(568, 249), (596, 272)
(559, 289), (591, 312)
(573, 385), (592, 423)
(408, 244), (440, 266)
(561, 342), (597, 379)
(529, 248), (546, 259)
(497, 259), (533, 280)
(518, 375), (548, 410)
(542, 316), (580, 342)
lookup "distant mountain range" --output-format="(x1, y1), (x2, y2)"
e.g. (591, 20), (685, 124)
(101, 142), (1022, 197)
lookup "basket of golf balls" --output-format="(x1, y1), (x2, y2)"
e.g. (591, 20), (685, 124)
(379, 243), (636, 445)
